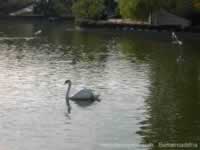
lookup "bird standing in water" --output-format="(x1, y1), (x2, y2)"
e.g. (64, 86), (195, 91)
(34, 30), (42, 36)
(171, 32), (183, 45)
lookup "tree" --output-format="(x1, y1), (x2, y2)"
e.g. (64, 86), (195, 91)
(118, 0), (163, 19)
(72, 0), (105, 20)
(193, 0), (200, 12)
(34, 0), (72, 16)
(118, 0), (138, 19)
(118, 0), (195, 20)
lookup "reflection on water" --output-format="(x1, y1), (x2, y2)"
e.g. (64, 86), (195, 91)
(0, 20), (200, 150)
(138, 43), (200, 148)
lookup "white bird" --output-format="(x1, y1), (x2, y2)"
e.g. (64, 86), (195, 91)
(171, 32), (183, 45)
(34, 30), (42, 36)
(64, 80), (100, 113)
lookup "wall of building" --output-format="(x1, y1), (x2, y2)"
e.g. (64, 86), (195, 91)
(151, 9), (191, 28)
(0, 0), (33, 14)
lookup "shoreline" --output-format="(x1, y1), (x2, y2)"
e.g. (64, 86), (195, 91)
(0, 15), (74, 21)
(0, 16), (200, 33)
(77, 19), (200, 33)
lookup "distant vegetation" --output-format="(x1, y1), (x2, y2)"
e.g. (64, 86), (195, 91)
(193, 0), (200, 12)
(34, 0), (72, 16)
(0, 0), (200, 24)
(118, 0), (200, 20)
(34, 0), (117, 20)
(72, 0), (105, 20)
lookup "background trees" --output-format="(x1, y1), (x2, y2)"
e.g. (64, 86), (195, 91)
(34, 0), (72, 16)
(72, 0), (105, 20)
(1, 0), (199, 23)
(118, 0), (196, 20)
(193, 0), (200, 12)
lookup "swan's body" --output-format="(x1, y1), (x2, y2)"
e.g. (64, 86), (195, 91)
(64, 80), (100, 113)
(171, 32), (183, 45)
(70, 89), (98, 100)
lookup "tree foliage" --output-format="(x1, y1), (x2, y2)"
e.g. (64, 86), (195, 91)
(118, 0), (165, 19)
(34, 0), (72, 16)
(72, 0), (105, 20)
(193, 0), (200, 12)
(118, 0), (196, 19)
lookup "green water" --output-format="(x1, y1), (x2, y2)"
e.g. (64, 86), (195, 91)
(0, 20), (200, 150)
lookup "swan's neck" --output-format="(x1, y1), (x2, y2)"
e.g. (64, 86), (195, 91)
(66, 81), (71, 98)
(66, 81), (72, 113)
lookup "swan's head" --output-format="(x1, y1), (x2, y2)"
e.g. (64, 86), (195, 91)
(64, 80), (71, 85)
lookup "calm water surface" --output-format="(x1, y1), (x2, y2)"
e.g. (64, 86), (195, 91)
(0, 20), (200, 150)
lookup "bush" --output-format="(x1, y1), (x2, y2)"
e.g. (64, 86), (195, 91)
(72, 0), (105, 20)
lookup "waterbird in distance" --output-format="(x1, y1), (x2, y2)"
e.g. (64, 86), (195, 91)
(171, 32), (183, 45)
(34, 30), (42, 36)
(64, 80), (100, 113)
(70, 58), (79, 65)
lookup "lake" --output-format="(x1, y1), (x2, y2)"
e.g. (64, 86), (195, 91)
(0, 19), (200, 150)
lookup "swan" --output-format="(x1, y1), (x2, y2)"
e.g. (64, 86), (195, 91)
(171, 32), (183, 45)
(64, 80), (100, 112)
(70, 58), (79, 65)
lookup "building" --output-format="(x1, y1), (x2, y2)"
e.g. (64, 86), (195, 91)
(149, 9), (191, 28)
